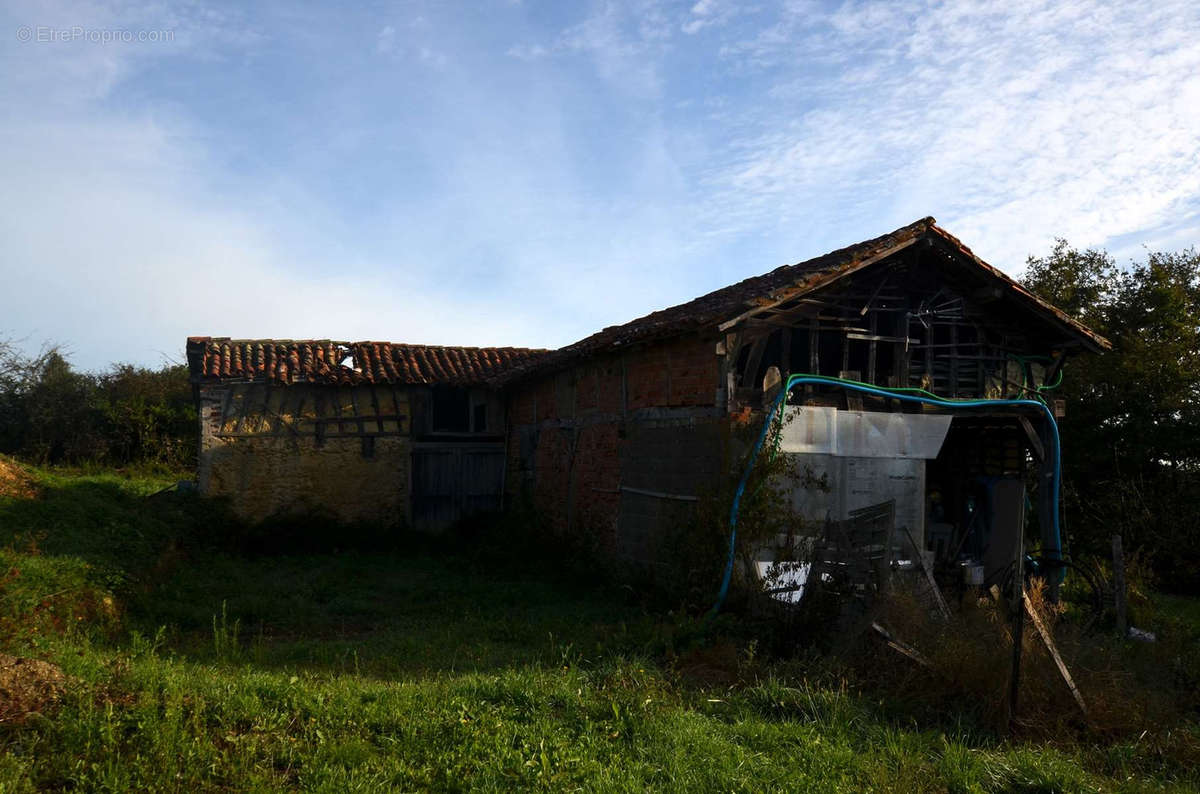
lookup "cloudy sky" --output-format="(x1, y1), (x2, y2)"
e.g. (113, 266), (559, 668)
(2, 0), (1199, 370)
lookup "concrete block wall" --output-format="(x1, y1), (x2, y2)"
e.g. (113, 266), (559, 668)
(506, 334), (728, 565)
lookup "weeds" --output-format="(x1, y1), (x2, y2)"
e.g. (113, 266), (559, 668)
(852, 578), (1200, 748)
(0, 466), (1196, 791)
(211, 601), (242, 663)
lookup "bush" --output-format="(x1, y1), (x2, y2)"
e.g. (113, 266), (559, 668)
(0, 340), (195, 468)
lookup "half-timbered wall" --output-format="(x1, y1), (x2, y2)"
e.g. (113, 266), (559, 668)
(197, 383), (412, 525)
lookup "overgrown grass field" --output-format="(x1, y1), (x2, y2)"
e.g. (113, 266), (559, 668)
(0, 460), (1197, 792)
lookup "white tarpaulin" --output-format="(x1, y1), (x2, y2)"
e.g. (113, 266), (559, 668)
(757, 407), (955, 602)
(779, 406), (952, 459)
(776, 407), (953, 553)
(784, 454), (926, 539)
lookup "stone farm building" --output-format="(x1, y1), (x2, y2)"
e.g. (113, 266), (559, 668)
(185, 342), (545, 531)
(188, 218), (1107, 579)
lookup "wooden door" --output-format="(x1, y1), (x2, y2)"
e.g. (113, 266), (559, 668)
(412, 444), (505, 532)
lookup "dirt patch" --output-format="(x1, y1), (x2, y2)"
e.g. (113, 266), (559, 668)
(0, 457), (37, 500)
(675, 640), (743, 688)
(0, 654), (68, 725)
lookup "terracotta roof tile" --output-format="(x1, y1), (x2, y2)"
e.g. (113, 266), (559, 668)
(186, 219), (1108, 391)
(187, 339), (549, 387)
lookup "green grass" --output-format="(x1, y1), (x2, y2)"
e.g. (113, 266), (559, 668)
(1, 462), (1198, 792)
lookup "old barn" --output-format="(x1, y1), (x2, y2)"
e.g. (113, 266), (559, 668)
(185, 341), (545, 530)
(188, 218), (1107, 586)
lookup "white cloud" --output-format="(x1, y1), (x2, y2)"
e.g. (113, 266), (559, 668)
(0, 116), (553, 367)
(376, 25), (396, 53)
(505, 42), (548, 59)
(703, 0), (1200, 270)
(0, 1), (708, 369)
(682, 0), (738, 35)
(506, 1), (672, 96)
(0, 3), (549, 367)
(3, 0), (1200, 371)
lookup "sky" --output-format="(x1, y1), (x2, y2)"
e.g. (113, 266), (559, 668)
(2, 0), (1199, 371)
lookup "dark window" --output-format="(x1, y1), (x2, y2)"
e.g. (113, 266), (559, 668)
(875, 342), (895, 386)
(473, 402), (487, 433)
(846, 340), (870, 380)
(789, 328), (810, 373)
(818, 329), (841, 376)
(431, 387), (470, 433)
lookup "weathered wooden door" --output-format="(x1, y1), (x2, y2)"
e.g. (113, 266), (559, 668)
(412, 444), (505, 532)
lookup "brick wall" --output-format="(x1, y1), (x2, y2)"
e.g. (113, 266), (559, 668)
(506, 333), (728, 566)
(195, 333), (727, 545)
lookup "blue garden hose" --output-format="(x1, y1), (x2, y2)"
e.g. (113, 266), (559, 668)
(709, 374), (1063, 617)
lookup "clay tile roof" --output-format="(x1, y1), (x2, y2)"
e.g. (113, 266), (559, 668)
(494, 217), (1109, 385)
(186, 339), (548, 387)
(185, 218), (1108, 391)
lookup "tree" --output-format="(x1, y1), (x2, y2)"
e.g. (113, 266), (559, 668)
(20, 350), (104, 463)
(1024, 241), (1200, 592)
(95, 363), (196, 465)
(0, 340), (69, 458)
(0, 339), (196, 468)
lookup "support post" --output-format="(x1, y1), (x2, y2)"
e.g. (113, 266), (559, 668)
(1007, 537), (1025, 732)
(902, 524), (951, 620)
(1024, 591), (1089, 720)
(1112, 534), (1127, 638)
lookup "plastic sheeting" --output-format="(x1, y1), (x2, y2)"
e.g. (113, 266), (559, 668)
(785, 453), (926, 539)
(779, 406), (952, 459)
(756, 408), (955, 602)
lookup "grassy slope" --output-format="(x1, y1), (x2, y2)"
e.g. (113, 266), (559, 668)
(0, 464), (1197, 792)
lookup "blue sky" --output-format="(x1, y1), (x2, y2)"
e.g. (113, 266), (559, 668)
(3, 0), (1199, 370)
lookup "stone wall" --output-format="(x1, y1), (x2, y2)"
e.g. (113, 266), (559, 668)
(197, 384), (411, 525)
(505, 334), (729, 566)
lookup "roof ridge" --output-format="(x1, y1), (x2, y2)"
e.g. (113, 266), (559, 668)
(187, 338), (551, 386)
(189, 337), (549, 353)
